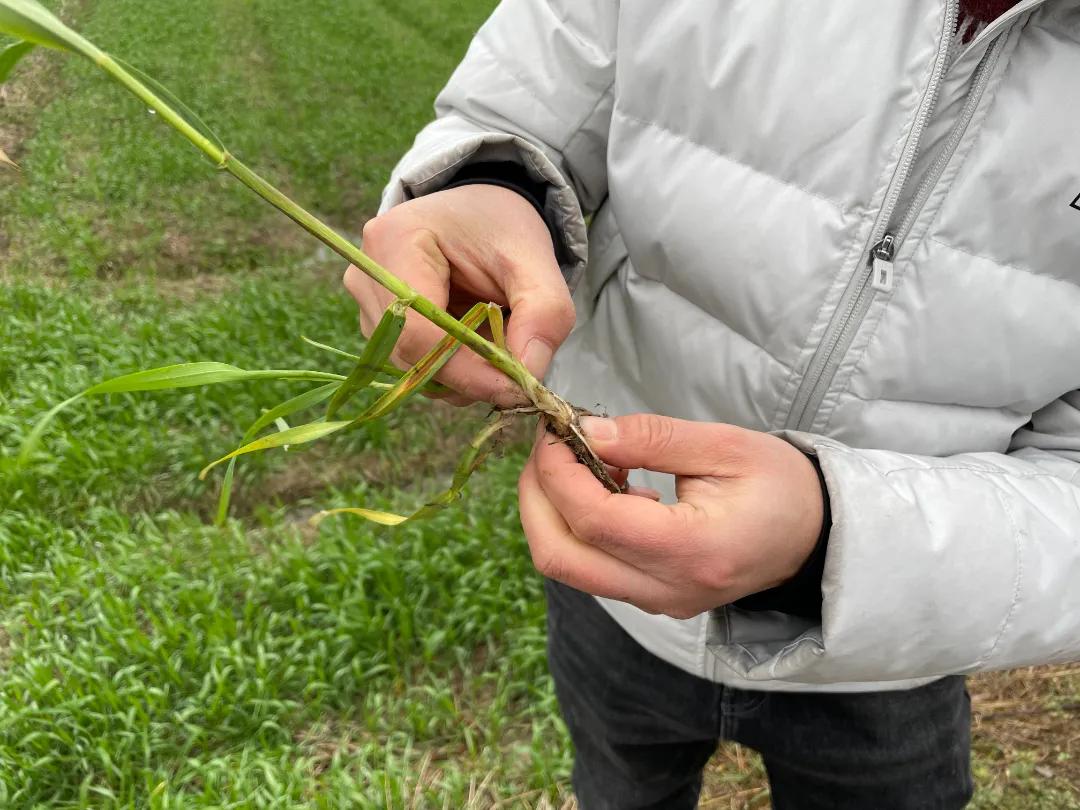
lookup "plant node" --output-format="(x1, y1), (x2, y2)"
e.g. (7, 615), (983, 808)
(520, 384), (625, 494)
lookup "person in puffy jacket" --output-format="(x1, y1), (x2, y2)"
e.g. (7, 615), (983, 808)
(344, 1), (1080, 807)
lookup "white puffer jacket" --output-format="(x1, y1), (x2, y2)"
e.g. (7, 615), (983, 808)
(380, 0), (1080, 692)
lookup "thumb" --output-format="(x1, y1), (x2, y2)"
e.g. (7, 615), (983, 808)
(503, 269), (576, 381)
(579, 413), (745, 476)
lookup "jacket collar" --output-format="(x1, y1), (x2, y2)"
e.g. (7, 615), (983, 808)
(953, 0), (1055, 69)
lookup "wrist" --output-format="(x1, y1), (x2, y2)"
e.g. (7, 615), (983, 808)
(442, 161), (565, 262)
(735, 453), (830, 619)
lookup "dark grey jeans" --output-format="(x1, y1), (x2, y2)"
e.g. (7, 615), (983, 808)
(545, 579), (973, 810)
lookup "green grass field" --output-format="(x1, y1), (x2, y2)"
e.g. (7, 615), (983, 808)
(1, 2), (1077, 807)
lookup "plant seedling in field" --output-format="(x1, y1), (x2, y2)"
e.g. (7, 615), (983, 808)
(1, 0), (622, 525)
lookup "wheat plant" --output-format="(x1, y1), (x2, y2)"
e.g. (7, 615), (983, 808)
(1, 0), (621, 526)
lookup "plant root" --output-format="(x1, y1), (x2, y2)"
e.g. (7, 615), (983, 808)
(551, 412), (626, 494)
(496, 388), (625, 494)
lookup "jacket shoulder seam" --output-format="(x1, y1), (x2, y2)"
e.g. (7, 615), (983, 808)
(563, 79), (616, 161)
(472, 37), (614, 156)
(469, 37), (576, 133)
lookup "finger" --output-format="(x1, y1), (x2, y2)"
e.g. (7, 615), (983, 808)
(518, 456), (673, 611)
(344, 264), (399, 342)
(578, 413), (749, 476)
(605, 464), (629, 490)
(344, 267), (386, 339)
(502, 263), (575, 380)
(356, 299), (376, 340)
(626, 486), (663, 501)
(533, 429), (703, 564)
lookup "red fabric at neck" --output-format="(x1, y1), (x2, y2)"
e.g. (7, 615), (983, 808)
(960, 0), (1021, 23)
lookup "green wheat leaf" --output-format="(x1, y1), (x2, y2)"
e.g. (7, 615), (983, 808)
(111, 56), (224, 153)
(199, 419), (350, 480)
(300, 335), (451, 395)
(18, 363), (344, 465)
(326, 298), (409, 418)
(449, 412), (513, 491)
(0, 0), (98, 58)
(213, 381), (342, 525)
(215, 458), (239, 526)
(354, 303), (488, 423)
(0, 39), (34, 82)
(300, 336), (361, 362)
(16, 393), (83, 465)
(83, 362), (342, 394)
(243, 382), (339, 443)
(311, 412), (512, 529)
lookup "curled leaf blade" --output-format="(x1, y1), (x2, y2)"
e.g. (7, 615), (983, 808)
(450, 412), (514, 491)
(300, 335), (450, 395)
(215, 458), (238, 526)
(326, 298), (408, 418)
(300, 336), (360, 362)
(485, 303), (506, 350)
(353, 303), (488, 424)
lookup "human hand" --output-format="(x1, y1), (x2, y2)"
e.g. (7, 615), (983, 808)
(344, 184), (574, 407)
(518, 414), (825, 619)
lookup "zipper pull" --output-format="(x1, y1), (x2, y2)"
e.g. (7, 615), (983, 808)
(870, 233), (896, 293)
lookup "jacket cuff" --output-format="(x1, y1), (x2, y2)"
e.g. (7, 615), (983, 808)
(732, 455), (830, 620)
(706, 431), (1027, 684)
(378, 130), (589, 286)
(442, 161), (570, 267)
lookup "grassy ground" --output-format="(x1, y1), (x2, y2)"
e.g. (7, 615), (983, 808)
(1, 1), (1077, 807)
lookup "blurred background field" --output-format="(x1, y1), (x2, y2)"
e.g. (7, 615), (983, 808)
(0, 1), (1076, 807)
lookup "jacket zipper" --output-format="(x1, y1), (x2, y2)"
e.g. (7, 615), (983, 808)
(868, 33), (1004, 300)
(784, 0), (967, 433)
(890, 36), (1006, 253)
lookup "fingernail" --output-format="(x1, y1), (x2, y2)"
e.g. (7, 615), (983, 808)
(522, 338), (554, 377)
(580, 416), (617, 441)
